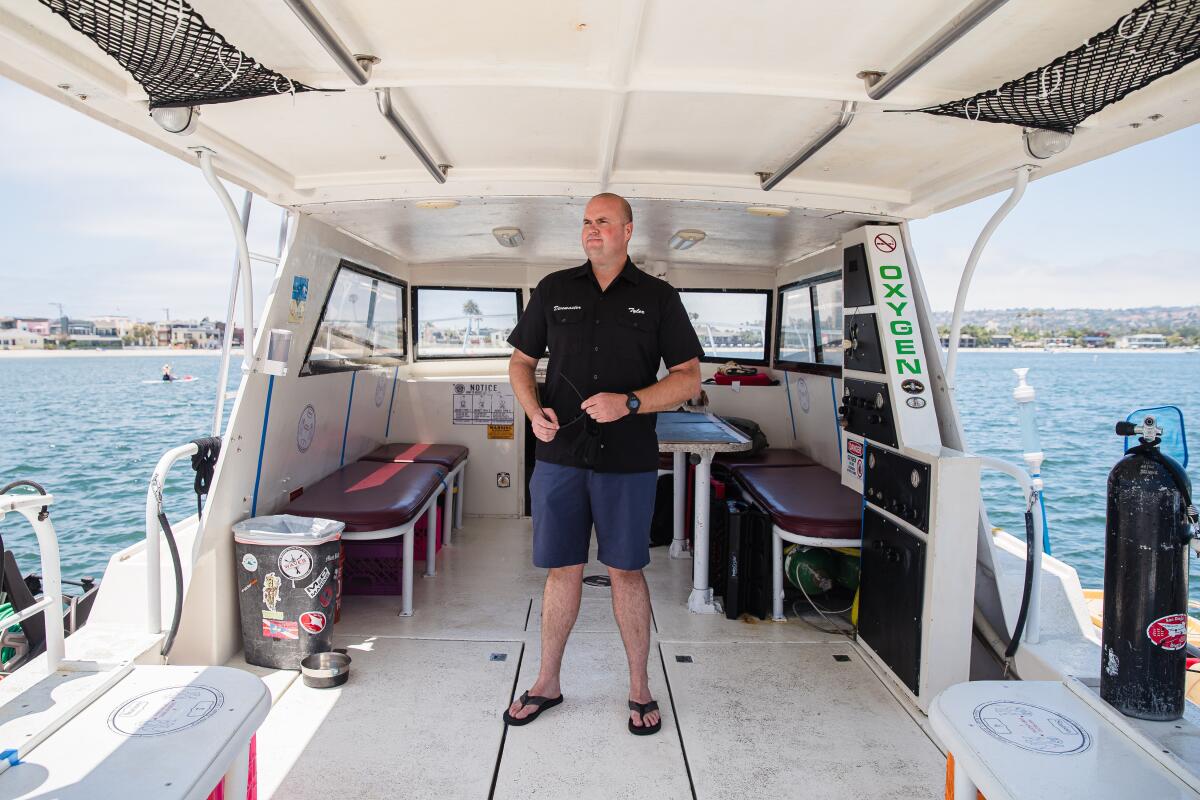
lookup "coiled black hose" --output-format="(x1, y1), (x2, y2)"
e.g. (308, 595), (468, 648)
(1005, 506), (1038, 660)
(158, 511), (185, 658)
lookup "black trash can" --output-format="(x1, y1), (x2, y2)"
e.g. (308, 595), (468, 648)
(233, 514), (344, 669)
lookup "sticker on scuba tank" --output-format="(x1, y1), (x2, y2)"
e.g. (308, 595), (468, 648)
(299, 611), (327, 634)
(242, 553), (258, 572)
(278, 546), (314, 582)
(901, 379), (924, 395)
(906, 397), (927, 409)
(262, 572), (282, 612)
(1147, 613), (1188, 650)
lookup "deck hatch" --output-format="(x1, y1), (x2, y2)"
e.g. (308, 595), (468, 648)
(909, 0), (1200, 132)
(36, 0), (320, 109)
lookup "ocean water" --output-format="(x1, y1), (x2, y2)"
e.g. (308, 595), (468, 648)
(1, 351), (1198, 598)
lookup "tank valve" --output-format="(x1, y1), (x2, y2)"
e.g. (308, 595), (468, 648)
(1116, 416), (1163, 443)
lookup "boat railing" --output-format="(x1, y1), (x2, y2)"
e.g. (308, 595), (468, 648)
(978, 455), (1043, 646)
(144, 442), (203, 637)
(0, 489), (66, 671)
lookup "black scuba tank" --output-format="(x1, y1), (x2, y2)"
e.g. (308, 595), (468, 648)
(1100, 416), (1196, 721)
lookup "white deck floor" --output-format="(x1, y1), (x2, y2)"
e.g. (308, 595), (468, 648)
(244, 517), (946, 799)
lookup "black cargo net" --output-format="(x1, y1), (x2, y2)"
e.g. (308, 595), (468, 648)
(38, 0), (319, 109)
(909, 0), (1200, 132)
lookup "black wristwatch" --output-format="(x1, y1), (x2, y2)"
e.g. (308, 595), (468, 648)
(625, 392), (641, 415)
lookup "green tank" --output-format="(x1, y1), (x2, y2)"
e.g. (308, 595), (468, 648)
(784, 545), (835, 596)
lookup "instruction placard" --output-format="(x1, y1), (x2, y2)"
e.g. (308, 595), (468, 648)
(452, 383), (515, 425)
(488, 424), (514, 440)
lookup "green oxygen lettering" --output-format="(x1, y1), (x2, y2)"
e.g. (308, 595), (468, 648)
(897, 358), (923, 375)
(883, 283), (906, 299)
(895, 340), (916, 355)
(886, 301), (907, 316)
(879, 265), (902, 279)
(890, 320), (913, 336)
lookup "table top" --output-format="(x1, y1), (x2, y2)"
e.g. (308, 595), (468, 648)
(930, 680), (1199, 800)
(656, 412), (752, 453)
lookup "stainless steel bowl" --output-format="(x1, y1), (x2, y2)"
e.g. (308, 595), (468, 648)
(300, 650), (351, 688)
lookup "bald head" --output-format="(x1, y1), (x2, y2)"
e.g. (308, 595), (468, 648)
(590, 192), (632, 225)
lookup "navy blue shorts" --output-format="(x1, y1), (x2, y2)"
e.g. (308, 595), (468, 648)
(529, 461), (658, 571)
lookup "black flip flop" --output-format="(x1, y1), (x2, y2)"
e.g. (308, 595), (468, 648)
(503, 691), (564, 726)
(628, 699), (662, 736)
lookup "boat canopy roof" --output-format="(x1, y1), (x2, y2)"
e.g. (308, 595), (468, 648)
(2, 0), (1197, 268)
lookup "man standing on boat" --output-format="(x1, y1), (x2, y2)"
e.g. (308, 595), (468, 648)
(505, 192), (703, 735)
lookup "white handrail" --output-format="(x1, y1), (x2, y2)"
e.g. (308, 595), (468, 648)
(212, 189), (253, 438)
(145, 443), (200, 635)
(197, 148), (255, 438)
(0, 492), (65, 671)
(945, 165), (1033, 388)
(978, 455), (1042, 645)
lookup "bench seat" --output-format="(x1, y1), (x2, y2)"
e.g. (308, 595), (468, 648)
(363, 442), (468, 469)
(732, 464), (861, 541)
(658, 448), (815, 473)
(284, 461), (446, 533)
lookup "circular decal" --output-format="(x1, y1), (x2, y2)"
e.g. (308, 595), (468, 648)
(108, 686), (223, 737)
(906, 397), (927, 409)
(1147, 614), (1188, 651)
(901, 379), (925, 395)
(242, 553), (258, 572)
(873, 233), (897, 253)
(795, 376), (811, 414)
(278, 546), (314, 581)
(297, 404), (317, 453)
(299, 611), (327, 634)
(972, 701), (1091, 755)
(454, 383), (466, 394)
(375, 372), (387, 407)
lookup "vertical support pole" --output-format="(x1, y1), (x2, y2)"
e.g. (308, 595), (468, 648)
(688, 452), (720, 613)
(401, 529), (414, 617)
(442, 469), (455, 546)
(424, 493), (438, 577)
(31, 513), (66, 670)
(454, 466), (465, 528)
(213, 190), (253, 438)
(772, 529), (786, 621)
(669, 451), (688, 558)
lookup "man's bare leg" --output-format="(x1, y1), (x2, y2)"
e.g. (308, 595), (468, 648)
(608, 566), (660, 729)
(508, 564), (584, 720)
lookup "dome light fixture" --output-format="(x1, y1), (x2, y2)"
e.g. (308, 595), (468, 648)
(414, 199), (460, 210)
(746, 205), (790, 218)
(668, 229), (706, 251)
(492, 227), (524, 248)
(150, 106), (200, 136)
(1022, 128), (1072, 160)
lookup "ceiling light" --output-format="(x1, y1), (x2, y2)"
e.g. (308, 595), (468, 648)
(1022, 128), (1072, 160)
(492, 227), (524, 248)
(414, 199), (460, 210)
(150, 106), (200, 136)
(746, 206), (790, 218)
(668, 229), (706, 251)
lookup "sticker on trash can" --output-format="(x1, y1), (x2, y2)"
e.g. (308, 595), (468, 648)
(263, 619), (299, 640)
(108, 686), (223, 737)
(303, 566), (332, 599)
(279, 546), (314, 582)
(300, 611), (327, 634)
(319, 584), (334, 608)
(1147, 613), (1188, 651)
(242, 553), (258, 572)
(263, 572), (282, 612)
(972, 701), (1091, 754)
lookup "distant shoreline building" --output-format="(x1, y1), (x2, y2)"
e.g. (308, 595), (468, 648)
(1120, 333), (1168, 349)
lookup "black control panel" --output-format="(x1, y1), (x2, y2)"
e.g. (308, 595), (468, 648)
(844, 312), (884, 373)
(858, 508), (926, 696)
(863, 444), (931, 532)
(842, 378), (898, 448)
(843, 243), (873, 308)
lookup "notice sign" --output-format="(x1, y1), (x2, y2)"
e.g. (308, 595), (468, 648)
(453, 383), (515, 425)
(488, 424), (514, 440)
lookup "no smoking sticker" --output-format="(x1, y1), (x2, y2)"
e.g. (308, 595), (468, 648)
(873, 233), (897, 253)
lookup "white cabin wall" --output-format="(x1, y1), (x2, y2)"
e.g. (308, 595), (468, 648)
(172, 214), (411, 666)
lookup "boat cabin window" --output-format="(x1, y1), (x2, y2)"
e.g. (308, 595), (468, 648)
(678, 289), (772, 365)
(774, 273), (843, 376)
(412, 286), (523, 360)
(300, 261), (408, 376)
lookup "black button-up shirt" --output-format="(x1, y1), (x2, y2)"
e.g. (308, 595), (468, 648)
(508, 258), (703, 473)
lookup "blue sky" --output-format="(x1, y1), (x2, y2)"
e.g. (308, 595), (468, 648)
(0, 75), (1195, 320)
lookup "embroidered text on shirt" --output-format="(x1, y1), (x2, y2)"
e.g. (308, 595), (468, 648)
(627, 307), (645, 314)
(553, 305), (582, 311)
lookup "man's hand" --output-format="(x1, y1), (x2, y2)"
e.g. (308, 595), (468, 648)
(532, 408), (560, 442)
(581, 393), (630, 424)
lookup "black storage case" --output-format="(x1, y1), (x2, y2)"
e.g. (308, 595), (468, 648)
(721, 500), (773, 620)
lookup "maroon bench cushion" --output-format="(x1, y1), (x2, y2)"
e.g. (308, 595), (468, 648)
(733, 465), (862, 540)
(715, 448), (817, 472)
(283, 461), (446, 533)
(363, 442), (468, 469)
